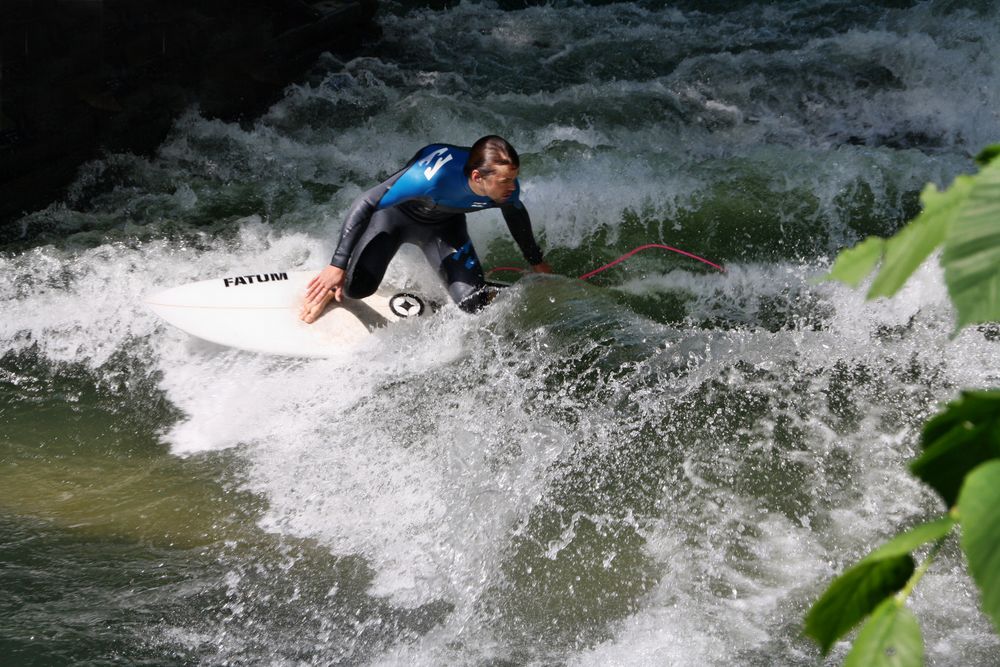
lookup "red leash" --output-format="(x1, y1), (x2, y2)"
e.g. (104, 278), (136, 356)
(487, 243), (725, 280)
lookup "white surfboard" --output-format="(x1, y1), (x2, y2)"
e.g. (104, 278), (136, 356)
(144, 271), (431, 357)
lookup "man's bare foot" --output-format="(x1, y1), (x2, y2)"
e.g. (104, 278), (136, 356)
(299, 289), (337, 323)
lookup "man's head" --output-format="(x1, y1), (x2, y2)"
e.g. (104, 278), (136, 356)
(466, 135), (520, 203)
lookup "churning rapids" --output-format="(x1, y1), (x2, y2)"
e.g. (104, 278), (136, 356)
(2, 1), (1000, 664)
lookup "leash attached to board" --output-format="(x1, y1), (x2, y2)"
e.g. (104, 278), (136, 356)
(487, 243), (726, 281)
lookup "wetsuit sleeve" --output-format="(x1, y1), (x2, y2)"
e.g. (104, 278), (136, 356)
(329, 166), (409, 269)
(501, 202), (544, 266)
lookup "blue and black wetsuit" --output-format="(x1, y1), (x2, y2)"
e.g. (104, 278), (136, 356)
(330, 144), (544, 312)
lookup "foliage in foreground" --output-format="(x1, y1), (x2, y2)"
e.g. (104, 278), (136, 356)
(808, 146), (1000, 665)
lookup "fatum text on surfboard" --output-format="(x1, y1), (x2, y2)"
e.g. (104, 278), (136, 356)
(222, 273), (289, 287)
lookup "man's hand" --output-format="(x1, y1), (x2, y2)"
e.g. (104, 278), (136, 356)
(300, 265), (346, 323)
(531, 262), (554, 274)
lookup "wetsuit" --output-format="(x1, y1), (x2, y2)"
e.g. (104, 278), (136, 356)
(330, 144), (544, 312)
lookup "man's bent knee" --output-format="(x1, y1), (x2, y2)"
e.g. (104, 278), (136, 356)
(344, 266), (383, 300)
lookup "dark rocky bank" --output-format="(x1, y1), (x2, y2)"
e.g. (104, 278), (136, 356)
(0, 0), (378, 230)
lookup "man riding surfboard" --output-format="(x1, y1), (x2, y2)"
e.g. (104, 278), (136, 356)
(300, 135), (552, 322)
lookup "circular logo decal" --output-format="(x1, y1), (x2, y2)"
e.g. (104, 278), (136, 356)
(389, 293), (426, 318)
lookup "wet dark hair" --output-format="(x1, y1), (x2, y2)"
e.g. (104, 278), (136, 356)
(464, 135), (520, 178)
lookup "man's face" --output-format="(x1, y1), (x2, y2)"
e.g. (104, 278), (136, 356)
(475, 164), (519, 203)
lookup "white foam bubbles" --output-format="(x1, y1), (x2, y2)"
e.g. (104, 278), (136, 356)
(571, 507), (830, 667)
(201, 300), (572, 613)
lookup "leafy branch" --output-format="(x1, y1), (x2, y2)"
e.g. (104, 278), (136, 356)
(806, 145), (1000, 664)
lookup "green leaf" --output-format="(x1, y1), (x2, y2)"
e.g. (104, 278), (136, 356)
(975, 144), (1000, 167)
(844, 598), (923, 667)
(911, 421), (1000, 507)
(957, 460), (1000, 635)
(911, 391), (1000, 507)
(867, 181), (957, 298)
(942, 159), (1000, 329)
(822, 236), (885, 287)
(922, 390), (1000, 446)
(823, 173), (972, 298)
(823, 144), (1000, 324)
(866, 517), (955, 561)
(805, 554), (914, 654)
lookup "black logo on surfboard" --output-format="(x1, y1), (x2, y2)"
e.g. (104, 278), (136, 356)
(389, 293), (426, 318)
(223, 272), (289, 287)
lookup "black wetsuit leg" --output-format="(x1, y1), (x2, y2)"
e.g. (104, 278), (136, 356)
(411, 215), (492, 313)
(343, 207), (405, 299)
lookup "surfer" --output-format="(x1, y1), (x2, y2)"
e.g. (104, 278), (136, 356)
(300, 136), (552, 322)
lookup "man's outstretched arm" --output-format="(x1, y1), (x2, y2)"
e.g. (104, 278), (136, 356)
(501, 203), (552, 272)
